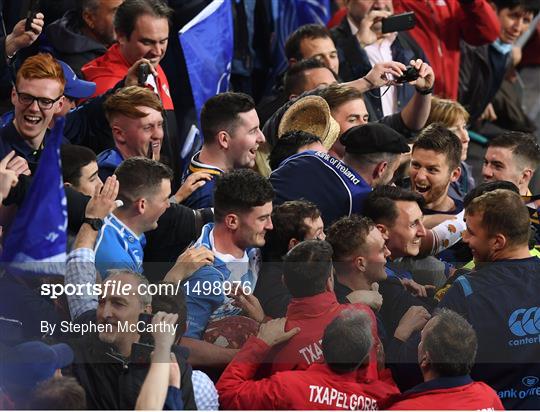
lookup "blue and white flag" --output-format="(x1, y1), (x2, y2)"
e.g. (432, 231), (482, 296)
(179, 0), (234, 122)
(1, 118), (68, 276)
(270, 0), (331, 79)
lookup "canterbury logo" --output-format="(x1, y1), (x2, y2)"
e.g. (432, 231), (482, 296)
(508, 307), (540, 336)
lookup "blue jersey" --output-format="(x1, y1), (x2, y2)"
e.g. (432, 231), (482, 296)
(183, 223), (260, 339)
(440, 257), (540, 410)
(270, 150), (372, 224)
(94, 213), (146, 277)
(182, 152), (223, 209)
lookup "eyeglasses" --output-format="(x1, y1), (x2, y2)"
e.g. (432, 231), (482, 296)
(14, 88), (63, 110)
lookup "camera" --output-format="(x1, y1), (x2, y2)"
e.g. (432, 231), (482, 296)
(395, 65), (420, 84)
(137, 63), (152, 86)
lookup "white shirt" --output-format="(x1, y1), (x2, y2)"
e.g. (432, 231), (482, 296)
(348, 16), (399, 116)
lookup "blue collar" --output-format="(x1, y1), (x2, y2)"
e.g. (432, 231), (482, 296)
(491, 38), (513, 55)
(405, 375), (473, 395)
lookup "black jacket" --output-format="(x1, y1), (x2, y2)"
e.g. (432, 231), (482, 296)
(67, 326), (197, 410)
(458, 42), (512, 125)
(42, 10), (107, 77)
(331, 17), (426, 121)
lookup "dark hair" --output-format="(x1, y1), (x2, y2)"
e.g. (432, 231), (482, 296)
(491, 0), (540, 14)
(262, 200), (322, 260)
(466, 189), (531, 247)
(285, 24), (333, 60)
(284, 58), (336, 97)
(213, 169), (274, 221)
(463, 180), (520, 208)
(114, 0), (172, 39)
(27, 377), (86, 410)
(152, 282), (187, 340)
(318, 83), (364, 111)
(283, 239), (333, 298)
(269, 130), (322, 170)
(80, 0), (100, 13)
(322, 309), (373, 373)
(327, 216), (375, 271)
(363, 185), (425, 227)
(423, 308), (477, 377)
(200, 92), (256, 144)
(413, 123), (462, 172)
(114, 157), (173, 206)
(489, 131), (540, 170)
(61, 145), (97, 187)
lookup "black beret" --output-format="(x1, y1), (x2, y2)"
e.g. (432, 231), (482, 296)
(340, 123), (410, 155)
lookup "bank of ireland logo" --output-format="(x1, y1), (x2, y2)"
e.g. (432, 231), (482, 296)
(508, 307), (540, 336)
(522, 376), (539, 387)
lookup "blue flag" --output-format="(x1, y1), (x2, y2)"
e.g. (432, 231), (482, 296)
(1, 118), (68, 276)
(179, 0), (234, 122)
(270, 0), (331, 79)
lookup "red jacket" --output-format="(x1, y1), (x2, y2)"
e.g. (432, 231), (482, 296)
(386, 376), (504, 410)
(267, 291), (382, 381)
(217, 336), (400, 410)
(393, 0), (499, 99)
(81, 43), (174, 110)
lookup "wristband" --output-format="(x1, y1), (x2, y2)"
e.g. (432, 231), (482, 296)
(415, 85), (433, 95)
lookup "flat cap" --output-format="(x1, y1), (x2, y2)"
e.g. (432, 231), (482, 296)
(340, 123), (410, 155)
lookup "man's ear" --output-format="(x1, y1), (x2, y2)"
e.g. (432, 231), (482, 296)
(376, 223), (389, 238)
(288, 237), (300, 251)
(450, 166), (461, 183)
(373, 161), (388, 180)
(224, 213), (239, 230)
(288, 57), (298, 67)
(354, 255), (366, 272)
(216, 130), (231, 150)
(520, 168), (533, 187)
(492, 233), (507, 253)
(143, 304), (152, 314)
(64, 182), (73, 189)
(111, 124), (126, 144)
(82, 9), (96, 30)
(53, 96), (65, 115)
(11, 86), (18, 107)
(134, 198), (145, 215)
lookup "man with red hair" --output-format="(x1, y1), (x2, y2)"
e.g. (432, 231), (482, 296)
(0, 53), (65, 173)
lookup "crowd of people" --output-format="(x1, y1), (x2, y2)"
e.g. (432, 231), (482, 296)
(0, 0), (539, 410)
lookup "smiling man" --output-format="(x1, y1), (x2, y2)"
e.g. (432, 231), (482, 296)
(482, 131), (540, 196)
(97, 86), (164, 181)
(440, 189), (540, 409)
(0, 53), (65, 173)
(94, 157), (173, 277)
(409, 124), (463, 215)
(81, 0), (180, 181)
(182, 169), (274, 366)
(182, 92), (266, 209)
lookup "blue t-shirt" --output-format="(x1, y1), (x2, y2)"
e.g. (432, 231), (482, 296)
(94, 213), (146, 277)
(183, 223), (260, 339)
(270, 150), (372, 224)
(439, 257), (540, 410)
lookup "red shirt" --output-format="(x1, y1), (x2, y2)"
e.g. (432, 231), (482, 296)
(393, 0), (499, 99)
(267, 291), (383, 381)
(81, 43), (174, 110)
(217, 336), (400, 410)
(386, 376), (505, 410)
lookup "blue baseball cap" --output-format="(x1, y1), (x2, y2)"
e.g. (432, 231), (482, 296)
(1, 341), (74, 388)
(59, 60), (96, 99)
